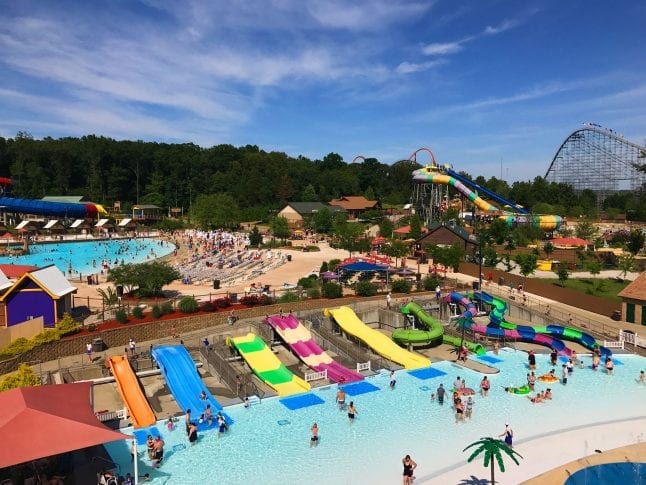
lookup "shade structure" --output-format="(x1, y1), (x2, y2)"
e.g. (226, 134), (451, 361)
(321, 271), (339, 279)
(339, 261), (389, 272)
(0, 382), (131, 468)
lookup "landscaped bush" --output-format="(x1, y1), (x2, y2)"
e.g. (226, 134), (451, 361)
(161, 302), (174, 315)
(0, 363), (41, 391)
(151, 304), (162, 319)
(278, 291), (300, 303)
(322, 282), (343, 299)
(303, 245), (320, 252)
(199, 301), (215, 312)
(240, 295), (260, 306)
(87, 323), (97, 331)
(178, 296), (199, 313)
(131, 306), (144, 319)
(259, 295), (274, 306)
(31, 329), (60, 346)
(55, 313), (82, 337)
(214, 297), (231, 308)
(423, 274), (442, 291)
(0, 338), (32, 358)
(298, 276), (317, 289)
(356, 281), (377, 297)
(307, 287), (321, 299)
(391, 279), (412, 294)
(115, 310), (129, 324)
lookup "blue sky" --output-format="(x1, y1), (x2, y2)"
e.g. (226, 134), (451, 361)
(1, 0), (645, 182)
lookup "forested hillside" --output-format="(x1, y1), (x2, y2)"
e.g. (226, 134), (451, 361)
(0, 133), (644, 221)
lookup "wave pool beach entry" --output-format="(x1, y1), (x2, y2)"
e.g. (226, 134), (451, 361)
(106, 349), (646, 484)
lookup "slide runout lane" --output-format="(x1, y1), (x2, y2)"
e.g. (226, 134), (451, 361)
(108, 355), (156, 429)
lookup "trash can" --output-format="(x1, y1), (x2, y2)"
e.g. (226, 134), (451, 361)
(229, 292), (238, 304)
(498, 277), (505, 286)
(472, 281), (480, 291)
(92, 338), (104, 352)
(213, 279), (220, 290)
(287, 254), (292, 262)
(116, 284), (124, 297)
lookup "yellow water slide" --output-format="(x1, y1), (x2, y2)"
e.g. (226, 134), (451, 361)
(107, 355), (156, 428)
(324, 306), (430, 369)
(230, 333), (311, 396)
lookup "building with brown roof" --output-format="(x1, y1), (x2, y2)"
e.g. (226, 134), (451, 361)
(328, 196), (379, 220)
(617, 272), (646, 325)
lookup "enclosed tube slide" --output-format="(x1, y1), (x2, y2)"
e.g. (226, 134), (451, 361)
(412, 167), (562, 231)
(446, 168), (529, 214)
(107, 355), (156, 428)
(265, 314), (363, 384)
(449, 291), (573, 356)
(475, 291), (611, 357)
(0, 196), (107, 218)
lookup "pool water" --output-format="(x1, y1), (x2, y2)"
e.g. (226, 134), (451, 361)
(565, 462), (646, 484)
(0, 238), (173, 276)
(106, 349), (646, 484)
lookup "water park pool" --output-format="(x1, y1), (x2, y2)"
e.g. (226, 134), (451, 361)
(565, 462), (646, 484)
(105, 349), (646, 484)
(0, 238), (173, 277)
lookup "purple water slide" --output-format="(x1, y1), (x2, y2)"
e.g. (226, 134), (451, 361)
(265, 314), (363, 383)
(533, 334), (571, 356)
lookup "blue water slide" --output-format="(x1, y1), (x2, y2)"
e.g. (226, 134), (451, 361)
(516, 326), (537, 339)
(152, 345), (231, 426)
(445, 169), (530, 214)
(0, 196), (89, 218)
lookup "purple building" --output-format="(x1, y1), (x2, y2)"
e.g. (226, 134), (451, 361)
(0, 265), (77, 328)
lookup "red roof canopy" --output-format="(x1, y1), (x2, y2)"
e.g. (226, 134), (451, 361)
(0, 382), (130, 468)
(551, 237), (590, 246)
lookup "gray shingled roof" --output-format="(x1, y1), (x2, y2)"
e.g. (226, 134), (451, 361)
(29, 265), (77, 297)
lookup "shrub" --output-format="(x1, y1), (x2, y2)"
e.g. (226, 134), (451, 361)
(0, 363), (41, 391)
(322, 282), (343, 299)
(151, 304), (162, 319)
(115, 310), (129, 324)
(55, 313), (82, 337)
(161, 302), (174, 315)
(131, 306), (144, 319)
(356, 281), (377, 297)
(178, 296), (199, 313)
(391, 279), (412, 294)
(240, 295), (260, 306)
(298, 276), (317, 289)
(304, 245), (320, 252)
(423, 274), (442, 291)
(278, 291), (300, 303)
(307, 287), (321, 299)
(199, 301), (215, 312)
(87, 323), (97, 332)
(215, 297), (231, 308)
(0, 338), (31, 358)
(31, 329), (60, 346)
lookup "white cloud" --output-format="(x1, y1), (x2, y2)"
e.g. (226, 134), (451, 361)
(307, 0), (433, 30)
(396, 60), (444, 74)
(421, 41), (464, 56)
(484, 18), (520, 35)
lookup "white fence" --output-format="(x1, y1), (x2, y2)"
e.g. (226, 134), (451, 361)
(610, 330), (646, 350)
(356, 361), (371, 372)
(305, 369), (328, 382)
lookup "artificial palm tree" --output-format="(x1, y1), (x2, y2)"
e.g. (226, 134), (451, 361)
(463, 436), (523, 484)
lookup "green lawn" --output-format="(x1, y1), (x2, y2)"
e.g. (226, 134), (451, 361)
(541, 278), (630, 301)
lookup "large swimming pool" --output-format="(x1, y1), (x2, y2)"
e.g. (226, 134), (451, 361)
(0, 238), (174, 277)
(106, 349), (646, 484)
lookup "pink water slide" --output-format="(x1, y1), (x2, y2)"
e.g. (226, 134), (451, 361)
(266, 314), (364, 383)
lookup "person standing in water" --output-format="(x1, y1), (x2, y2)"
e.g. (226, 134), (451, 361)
(310, 423), (319, 447)
(402, 455), (417, 485)
(347, 402), (357, 424)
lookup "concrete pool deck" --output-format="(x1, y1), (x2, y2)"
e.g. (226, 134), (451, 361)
(425, 416), (646, 484)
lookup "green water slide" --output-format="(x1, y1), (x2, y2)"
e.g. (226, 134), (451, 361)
(393, 301), (486, 355)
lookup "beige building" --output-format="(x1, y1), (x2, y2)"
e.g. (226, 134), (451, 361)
(328, 196), (379, 220)
(277, 202), (344, 229)
(617, 272), (646, 325)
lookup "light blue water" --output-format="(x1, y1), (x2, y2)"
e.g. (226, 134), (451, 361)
(106, 349), (646, 484)
(0, 238), (173, 277)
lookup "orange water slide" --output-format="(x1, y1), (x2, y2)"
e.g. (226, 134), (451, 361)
(107, 355), (156, 428)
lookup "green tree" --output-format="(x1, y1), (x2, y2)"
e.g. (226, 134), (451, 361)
(249, 226), (263, 247)
(379, 218), (394, 239)
(543, 241), (554, 258)
(409, 214), (422, 240)
(585, 258), (602, 279)
(312, 207), (334, 234)
(383, 239), (410, 267)
(482, 244), (500, 268)
(485, 218), (510, 245)
(514, 253), (538, 280)
(556, 265), (570, 286)
(627, 229), (645, 255)
(574, 221), (598, 242)
(190, 193), (240, 229)
(301, 184), (318, 202)
(333, 219), (368, 257)
(617, 252), (635, 280)
(107, 261), (181, 297)
(271, 216), (291, 241)
(463, 436), (523, 485)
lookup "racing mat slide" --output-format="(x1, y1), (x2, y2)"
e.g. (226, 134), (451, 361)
(107, 355), (156, 429)
(266, 314), (363, 383)
(230, 333), (311, 396)
(325, 306), (430, 370)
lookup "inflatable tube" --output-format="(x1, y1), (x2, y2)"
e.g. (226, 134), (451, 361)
(538, 374), (559, 383)
(505, 385), (531, 395)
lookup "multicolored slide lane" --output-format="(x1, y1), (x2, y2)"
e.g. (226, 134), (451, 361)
(325, 306), (430, 369)
(151, 345), (228, 423)
(393, 301), (486, 355)
(266, 314), (363, 384)
(230, 333), (311, 396)
(107, 355), (156, 428)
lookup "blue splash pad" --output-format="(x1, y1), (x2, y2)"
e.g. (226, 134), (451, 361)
(408, 367), (447, 380)
(341, 381), (380, 396)
(280, 393), (325, 410)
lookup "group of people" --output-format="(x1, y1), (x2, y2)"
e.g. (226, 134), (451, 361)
(145, 435), (164, 468)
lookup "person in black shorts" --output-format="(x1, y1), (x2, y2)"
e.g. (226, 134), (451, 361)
(402, 454), (417, 485)
(436, 383), (445, 405)
(347, 402), (357, 424)
(310, 423), (319, 447)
